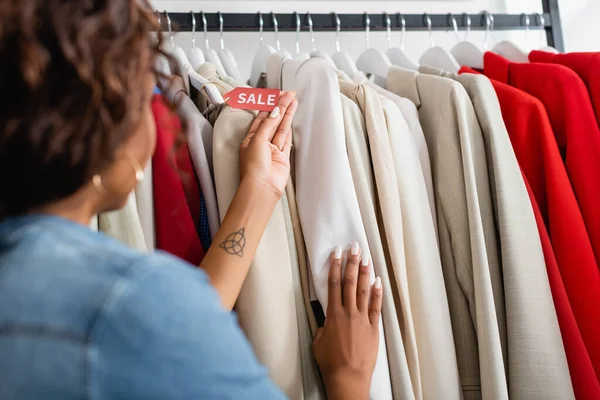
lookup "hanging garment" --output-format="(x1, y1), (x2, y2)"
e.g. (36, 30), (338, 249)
(387, 67), (507, 400)
(340, 93), (415, 400)
(135, 162), (155, 250)
(422, 66), (574, 399)
(204, 87), (305, 398)
(98, 191), (147, 252)
(89, 216), (98, 232)
(272, 56), (393, 400)
(281, 192), (327, 400)
(379, 93), (462, 400)
(339, 80), (422, 400)
(164, 83), (220, 239)
(482, 53), (600, 381)
(484, 52), (600, 269)
(152, 95), (205, 265)
(352, 72), (436, 225)
(460, 66), (600, 399)
(528, 51), (600, 128)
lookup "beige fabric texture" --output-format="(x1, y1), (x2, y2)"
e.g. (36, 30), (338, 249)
(98, 191), (147, 252)
(340, 92), (415, 400)
(339, 81), (422, 400)
(387, 67), (507, 400)
(420, 66), (574, 400)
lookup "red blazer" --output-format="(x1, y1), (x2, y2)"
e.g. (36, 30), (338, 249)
(529, 50), (600, 129)
(151, 95), (205, 265)
(484, 52), (600, 270)
(462, 67), (600, 398)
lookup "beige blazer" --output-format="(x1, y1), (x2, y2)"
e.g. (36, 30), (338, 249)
(420, 66), (574, 400)
(340, 92), (416, 400)
(203, 91), (304, 398)
(387, 67), (507, 400)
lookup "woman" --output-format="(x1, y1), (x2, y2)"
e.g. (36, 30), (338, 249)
(0, 1), (383, 399)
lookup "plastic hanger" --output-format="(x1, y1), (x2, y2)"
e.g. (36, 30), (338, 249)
(386, 13), (419, 70)
(216, 12), (243, 83)
(534, 14), (560, 53)
(309, 12), (337, 68)
(187, 12), (206, 71)
(162, 12), (224, 104)
(249, 12), (276, 87)
(356, 13), (394, 86)
(293, 12), (310, 61)
(492, 13), (529, 63)
(419, 13), (460, 72)
(155, 12), (171, 76)
(198, 12), (228, 79)
(451, 13), (487, 69)
(331, 12), (359, 78)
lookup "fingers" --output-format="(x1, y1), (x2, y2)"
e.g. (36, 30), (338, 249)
(368, 277), (383, 327)
(272, 97), (298, 151)
(248, 91), (296, 143)
(357, 256), (371, 313)
(343, 242), (361, 310)
(327, 245), (343, 312)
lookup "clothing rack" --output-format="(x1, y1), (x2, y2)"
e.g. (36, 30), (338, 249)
(161, 0), (564, 52)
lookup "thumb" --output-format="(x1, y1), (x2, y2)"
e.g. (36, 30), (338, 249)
(314, 327), (324, 343)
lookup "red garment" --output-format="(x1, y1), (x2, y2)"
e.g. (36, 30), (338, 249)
(461, 65), (600, 396)
(529, 51), (600, 128)
(152, 95), (205, 264)
(484, 52), (600, 269)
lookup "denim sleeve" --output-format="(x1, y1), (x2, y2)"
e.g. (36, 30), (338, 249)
(88, 252), (287, 400)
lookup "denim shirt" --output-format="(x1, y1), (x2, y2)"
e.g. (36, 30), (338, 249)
(0, 215), (286, 400)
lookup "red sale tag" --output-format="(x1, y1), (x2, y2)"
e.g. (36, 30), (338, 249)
(224, 87), (281, 112)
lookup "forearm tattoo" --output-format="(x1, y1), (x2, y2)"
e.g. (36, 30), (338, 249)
(219, 228), (247, 257)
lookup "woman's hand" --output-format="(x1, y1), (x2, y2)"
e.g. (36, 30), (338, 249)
(239, 91), (298, 197)
(313, 243), (383, 400)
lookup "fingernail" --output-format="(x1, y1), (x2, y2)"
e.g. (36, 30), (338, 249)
(361, 257), (369, 267)
(375, 276), (382, 289)
(334, 245), (342, 260)
(269, 106), (280, 119)
(351, 241), (359, 256)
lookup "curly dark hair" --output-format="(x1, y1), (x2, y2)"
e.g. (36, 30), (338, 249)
(0, 0), (164, 218)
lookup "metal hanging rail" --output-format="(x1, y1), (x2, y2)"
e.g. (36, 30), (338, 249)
(162, 10), (564, 52)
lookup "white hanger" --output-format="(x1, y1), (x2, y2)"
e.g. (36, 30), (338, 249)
(535, 14), (560, 53)
(187, 12), (206, 71)
(356, 13), (393, 86)
(386, 13), (419, 70)
(293, 12), (310, 61)
(271, 12), (292, 59)
(249, 12), (276, 87)
(163, 12), (224, 104)
(451, 13), (487, 69)
(492, 13), (529, 63)
(155, 12), (171, 76)
(199, 12), (229, 79)
(331, 12), (359, 78)
(216, 12), (244, 83)
(418, 13), (460, 72)
(309, 12), (337, 68)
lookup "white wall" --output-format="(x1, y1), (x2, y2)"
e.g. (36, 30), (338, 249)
(151, 0), (555, 81)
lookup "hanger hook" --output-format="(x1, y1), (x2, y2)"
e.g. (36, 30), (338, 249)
(397, 13), (407, 50)
(307, 13), (315, 51)
(271, 12), (280, 51)
(332, 12), (341, 53)
(521, 13), (530, 47)
(163, 11), (175, 48)
(448, 13), (460, 43)
(482, 11), (493, 50)
(217, 12), (224, 50)
(364, 12), (370, 49)
(423, 13), (434, 48)
(156, 11), (162, 46)
(384, 12), (391, 50)
(258, 12), (264, 46)
(191, 12), (196, 48)
(462, 13), (471, 41)
(294, 12), (301, 55)
(534, 13), (546, 47)
(201, 11), (209, 50)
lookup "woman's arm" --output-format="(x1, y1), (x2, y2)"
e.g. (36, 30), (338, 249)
(199, 91), (298, 309)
